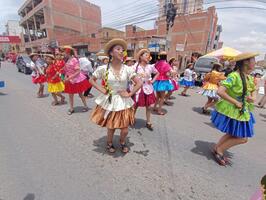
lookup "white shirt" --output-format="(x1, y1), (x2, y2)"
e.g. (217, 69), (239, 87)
(184, 68), (194, 81)
(79, 57), (93, 74)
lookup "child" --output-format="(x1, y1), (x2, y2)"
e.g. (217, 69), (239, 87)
(133, 49), (159, 131)
(211, 52), (258, 166)
(45, 54), (65, 106)
(89, 38), (142, 154)
(180, 63), (195, 96)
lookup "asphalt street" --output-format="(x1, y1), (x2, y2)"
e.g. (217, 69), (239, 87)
(0, 61), (265, 200)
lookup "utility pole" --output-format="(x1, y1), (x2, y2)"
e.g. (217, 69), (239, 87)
(165, 0), (177, 52)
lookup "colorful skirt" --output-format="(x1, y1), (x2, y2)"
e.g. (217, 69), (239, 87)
(153, 80), (174, 92)
(32, 75), (46, 84)
(64, 79), (91, 94)
(135, 88), (156, 107)
(199, 89), (219, 99)
(211, 110), (255, 138)
(91, 105), (135, 129)
(171, 80), (179, 91)
(48, 81), (65, 93)
(179, 79), (194, 87)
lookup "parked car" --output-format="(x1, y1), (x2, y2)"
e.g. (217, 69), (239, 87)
(16, 55), (33, 75)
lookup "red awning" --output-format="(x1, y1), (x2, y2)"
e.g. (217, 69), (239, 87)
(0, 36), (21, 44)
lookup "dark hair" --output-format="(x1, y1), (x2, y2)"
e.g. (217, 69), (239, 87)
(186, 63), (194, 69)
(212, 63), (222, 72)
(235, 60), (247, 115)
(159, 55), (167, 61)
(261, 175), (266, 197)
(169, 58), (176, 66)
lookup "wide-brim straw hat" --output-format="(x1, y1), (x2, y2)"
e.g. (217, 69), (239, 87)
(44, 54), (55, 60)
(29, 53), (39, 58)
(159, 51), (167, 56)
(136, 49), (150, 60)
(61, 45), (74, 51)
(234, 52), (259, 62)
(104, 38), (127, 55)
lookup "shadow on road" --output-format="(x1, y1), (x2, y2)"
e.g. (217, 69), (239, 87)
(151, 108), (168, 115)
(0, 92), (7, 96)
(204, 122), (216, 129)
(23, 193), (35, 200)
(93, 135), (134, 158)
(73, 106), (91, 113)
(192, 106), (213, 116)
(191, 140), (233, 163)
(133, 118), (148, 130)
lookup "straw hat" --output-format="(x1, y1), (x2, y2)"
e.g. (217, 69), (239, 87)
(44, 54), (55, 60)
(125, 57), (135, 62)
(98, 55), (109, 61)
(136, 49), (150, 60)
(29, 53), (39, 58)
(159, 51), (167, 56)
(61, 45), (74, 51)
(104, 38), (127, 55)
(169, 57), (176, 63)
(234, 52), (259, 62)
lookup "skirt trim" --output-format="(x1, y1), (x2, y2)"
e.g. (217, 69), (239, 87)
(153, 80), (174, 92)
(64, 79), (91, 94)
(48, 81), (65, 93)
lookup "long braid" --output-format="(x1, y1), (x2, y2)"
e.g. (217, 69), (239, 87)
(104, 55), (112, 103)
(236, 60), (247, 115)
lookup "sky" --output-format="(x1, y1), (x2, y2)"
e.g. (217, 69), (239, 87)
(0, 0), (265, 60)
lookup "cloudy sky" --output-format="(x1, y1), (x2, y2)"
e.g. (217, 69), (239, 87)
(0, 0), (265, 59)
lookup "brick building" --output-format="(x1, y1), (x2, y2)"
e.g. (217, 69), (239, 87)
(18, 0), (101, 54)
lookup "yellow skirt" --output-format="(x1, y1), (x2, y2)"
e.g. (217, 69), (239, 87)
(91, 105), (135, 129)
(48, 82), (65, 93)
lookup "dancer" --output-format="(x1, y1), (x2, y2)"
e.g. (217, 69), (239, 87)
(45, 54), (65, 106)
(125, 57), (136, 67)
(258, 72), (266, 108)
(180, 63), (195, 96)
(153, 51), (174, 115)
(211, 52), (258, 166)
(165, 57), (179, 103)
(201, 63), (226, 114)
(62, 46), (91, 115)
(30, 53), (47, 98)
(90, 38), (142, 153)
(133, 49), (159, 131)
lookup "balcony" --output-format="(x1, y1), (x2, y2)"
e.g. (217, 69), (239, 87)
(19, 0), (43, 21)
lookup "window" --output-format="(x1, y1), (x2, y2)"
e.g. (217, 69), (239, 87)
(91, 33), (96, 38)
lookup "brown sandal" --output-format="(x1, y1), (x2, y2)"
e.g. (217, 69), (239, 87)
(107, 143), (116, 153)
(120, 143), (129, 153)
(146, 123), (154, 131)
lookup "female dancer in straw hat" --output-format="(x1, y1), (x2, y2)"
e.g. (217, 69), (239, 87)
(90, 38), (142, 154)
(153, 51), (174, 115)
(211, 52), (258, 166)
(44, 54), (66, 106)
(133, 49), (159, 131)
(200, 62), (226, 114)
(62, 46), (91, 115)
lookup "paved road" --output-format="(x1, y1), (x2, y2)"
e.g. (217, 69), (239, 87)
(0, 62), (265, 200)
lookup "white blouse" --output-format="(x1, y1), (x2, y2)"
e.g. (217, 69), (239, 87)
(93, 64), (136, 111)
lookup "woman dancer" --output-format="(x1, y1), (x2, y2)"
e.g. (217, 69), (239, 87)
(30, 53), (47, 98)
(211, 52), (258, 166)
(133, 49), (159, 131)
(45, 54), (65, 105)
(180, 63), (195, 96)
(153, 51), (174, 115)
(201, 63), (226, 114)
(63, 46), (91, 115)
(90, 39), (142, 154)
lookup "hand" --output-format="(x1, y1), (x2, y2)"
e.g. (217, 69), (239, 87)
(118, 90), (131, 98)
(100, 87), (108, 95)
(234, 101), (243, 109)
(246, 96), (255, 103)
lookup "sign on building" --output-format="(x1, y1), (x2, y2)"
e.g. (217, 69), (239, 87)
(176, 43), (185, 51)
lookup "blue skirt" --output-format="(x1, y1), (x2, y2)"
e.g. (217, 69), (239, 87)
(179, 79), (194, 87)
(153, 80), (174, 92)
(211, 110), (255, 138)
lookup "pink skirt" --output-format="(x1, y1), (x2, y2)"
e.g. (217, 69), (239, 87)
(135, 88), (156, 107)
(64, 79), (91, 94)
(171, 80), (179, 91)
(32, 75), (46, 84)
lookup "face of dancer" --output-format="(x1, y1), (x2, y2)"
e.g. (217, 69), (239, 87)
(173, 60), (179, 66)
(45, 56), (54, 65)
(110, 45), (124, 62)
(140, 52), (150, 64)
(103, 58), (109, 64)
(244, 57), (255, 74)
(55, 54), (62, 60)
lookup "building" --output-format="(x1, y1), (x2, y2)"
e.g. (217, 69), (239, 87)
(0, 36), (21, 53)
(5, 20), (23, 36)
(213, 25), (222, 50)
(18, 0), (101, 54)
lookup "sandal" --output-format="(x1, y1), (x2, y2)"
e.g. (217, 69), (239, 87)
(202, 107), (210, 114)
(164, 101), (171, 106)
(157, 111), (165, 115)
(107, 143), (116, 153)
(146, 123), (154, 131)
(67, 109), (74, 115)
(82, 106), (89, 112)
(120, 143), (129, 154)
(212, 150), (227, 166)
(181, 93), (188, 97)
(51, 101), (59, 106)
